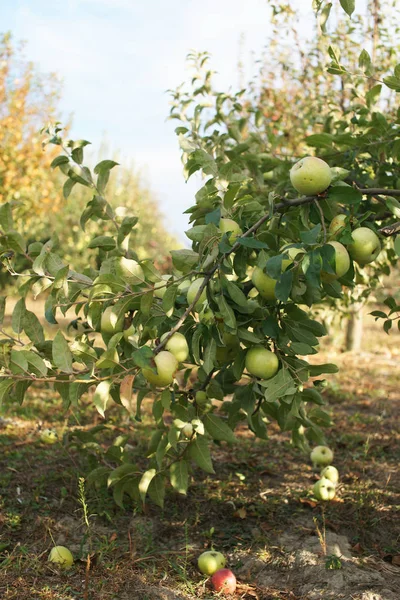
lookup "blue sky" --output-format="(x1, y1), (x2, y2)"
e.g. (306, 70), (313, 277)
(2, 0), (314, 239)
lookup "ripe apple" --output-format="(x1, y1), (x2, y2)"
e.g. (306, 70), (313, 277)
(48, 545), (74, 569)
(290, 156), (332, 195)
(219, 217), (242, 244)
(40, 429), (58, 444)
(211, 568), (237, 594)
(195, 390), (208, 405)
(251, 260), (292, 301)
(197, 550), (226, 575)
(160, 332), (189, 362)
(348, 227), (381, 265)
(142, 351), (178, 387)
(310, 445), (334, 466)
(182, 423), (194, 438)
(101, 306), (124, 334)
(329, 214), (347, 237)
(313, 477), (336, 501)
(154, 274), (172, 299)
(321, 241), (350, 282)
(245, 347), (279, 380)
(320, 465), (339, 485)
(187, 278), (207, 311)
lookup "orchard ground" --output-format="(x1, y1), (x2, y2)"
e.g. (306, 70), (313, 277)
(0, 302), (399, 600)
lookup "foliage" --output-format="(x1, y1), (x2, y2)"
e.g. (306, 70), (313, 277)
(0, 1), (399, 508)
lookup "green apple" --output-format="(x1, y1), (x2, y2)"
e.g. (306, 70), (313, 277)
(187, 278), (207, 311)
(197, 550), (226, 575)
(101, 306), (124, 334)
(320, 465), (339, 485)
(245, 347), (279, 380)
(251, 260), (292, 301)
(177, 278), (191, 294)
(310, 445), (334, 466)
(195, 390), (208, 405)
(329, 214), (347, 237)
(142, 351), (178, 387)
(290, 156), (332, 195)
(48, 546), (74, 569)
(321, 241), (350, 282)
(40, 429), (58, 444)
(154, 274), (172, 299)
(219, 217), (242, 244)
(160, 332), (189, 363)
(281, 245), (306, 261)
(182, 423), (194, 438)
(348, 227), (381, 265)
(313, 477), (336, 501)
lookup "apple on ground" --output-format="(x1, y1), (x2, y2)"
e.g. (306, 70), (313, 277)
(320, 465), (339, 485)
(219, 217), (243, 244)
(313, 477), (336, 501)
(142, 351), (178, 387)
(321, 241), (350, 282)
(310, 445), (334, 466)
(290, 156), (332, 195)
(245, 347), (279, 380)
(211, 568), (237, 594)
(187, 278), (207, 312)
(160, 331), (189, 362)
(198, 550), (226, 575)
(48, 546), (74, 568)
(40, 429), (58, 444)
(251, 259), (292, 301)
(348, 227), (381, 265)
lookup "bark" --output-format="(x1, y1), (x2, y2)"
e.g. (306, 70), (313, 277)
(345, 304), (364, 351)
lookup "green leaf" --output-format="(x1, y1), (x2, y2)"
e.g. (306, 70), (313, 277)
(306, 133), (333, 148)
(88, 235), (116, 251)
(0, 297), (5, 327)
(0, 379), (14, 407)
(170, 249), (199, 273)
(50, 155), (69, 169)
(216, 295), (236, 330)
(259, 369), (297, 402)
(139, 468), (157, 502)
(203, 413), (236, 443)
(339, 0), (355, 17)
(394, 235), (400, 257)
(275, 270), (293, 302)
(237, 237), (268, 249)
(358, 49), (372, 75)
(23, 311), (45, 345)
(300, 224), (321, 245)
(383, 76), (400, 92)
(93, 380), (112, 418)
(188, 435), (215, 474)
(148, 474), (166, 508)
(52, 331), (73, 373)
(308, 363), (339, 376)
(107, 463), (138, 487)
(11, 299), (26, 334)
(0, 203), (13, 231)
(203, 337), (217, 374)
(63, 178), (76, 199)
(225, 280), (248, 307)
(10, 350), (29, 374)
(22, 351), (48, 377)
(170, 460), (189, 495)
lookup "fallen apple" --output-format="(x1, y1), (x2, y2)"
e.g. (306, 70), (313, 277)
(197, 550), (226, 575)
(211, 568), (237, 594)
(321, 241), (350, 282)
(310, 445), (334, 466)
(40, 429), (58, 444)
(48, 545), (74, 569)
(313, 477), (336, 501)
(348, 227), (381, 265)
(245, 347), (279, 380)
(320, 465), (339, 485)
(290, 156), (332, 195)
(142, 351), (178, 387)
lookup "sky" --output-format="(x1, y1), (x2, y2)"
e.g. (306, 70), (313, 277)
(2, 0), (315, 240)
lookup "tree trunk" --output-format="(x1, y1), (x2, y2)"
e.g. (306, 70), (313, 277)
(345, 304), (364, 351)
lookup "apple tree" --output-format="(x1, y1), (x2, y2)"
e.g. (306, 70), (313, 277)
(0, 0), (399, 507)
